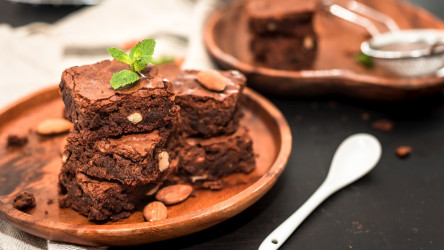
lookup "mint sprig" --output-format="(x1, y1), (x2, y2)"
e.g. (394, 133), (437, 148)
(355, 52), (374, 69)
(107, 39), (156, 90)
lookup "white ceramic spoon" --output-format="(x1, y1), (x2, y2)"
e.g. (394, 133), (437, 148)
(259, 133), (382, 250)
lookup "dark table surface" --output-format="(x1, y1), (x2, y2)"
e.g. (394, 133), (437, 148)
(1, 0), (444, 249)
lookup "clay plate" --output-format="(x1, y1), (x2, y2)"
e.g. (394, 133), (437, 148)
(204, 0), (444, 100)
(0, 86), (291, 246)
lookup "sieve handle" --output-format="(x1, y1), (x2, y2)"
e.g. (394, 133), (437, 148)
(322, 0), (400, 37)
(430, 39), (444, 56)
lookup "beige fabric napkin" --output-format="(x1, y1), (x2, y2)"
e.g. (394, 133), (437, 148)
(0, 0), (218, 248)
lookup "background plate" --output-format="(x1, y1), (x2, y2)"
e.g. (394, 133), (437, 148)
(204, 0), (444, 100)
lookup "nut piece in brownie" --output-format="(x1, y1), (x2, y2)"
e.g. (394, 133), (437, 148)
(13, 192), (36, 211)
(63, 128), (176, 186)
(177, 126), (256, 188)
(173, 70), (246, 137)
(246, 0), (318, 70)
(59, 171), (156, 221)
(59, 60), (179, 140)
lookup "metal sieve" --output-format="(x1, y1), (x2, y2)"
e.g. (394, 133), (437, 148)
(323, 0), (444, 77)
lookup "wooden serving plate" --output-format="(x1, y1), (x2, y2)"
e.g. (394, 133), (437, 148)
(0, 86), (291, 246)
(204, 0), (444, 100)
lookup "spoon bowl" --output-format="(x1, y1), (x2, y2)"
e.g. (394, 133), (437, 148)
(325, 133), (382, 190)
(259, 133), (381, 250)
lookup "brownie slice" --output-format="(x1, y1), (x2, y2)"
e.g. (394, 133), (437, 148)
(59, 60), (179, 140)
(59, 171), (156, 221)
(62, 128), (175, 186)
(246, 0), (318, 70)
(250, 34), (317, 70)
(177, 126), (256, 186)
(173, 70), (246, 137)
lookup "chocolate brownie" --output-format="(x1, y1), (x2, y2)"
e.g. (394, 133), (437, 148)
(59, 171), (155, 221)
(246, 0), (318, 70)
(250, 34), (317, 70)
(59, 60), (179, 140)
(63, 128), (175, 186)
(13, 192), (36, 211)
(173, 70), (246, 137)
(177, 126), (256, 185)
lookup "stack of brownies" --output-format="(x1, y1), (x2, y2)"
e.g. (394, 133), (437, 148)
(172, 70), (256, 190)
(245, 0), (318, 70)
(58, 60), (180, 221)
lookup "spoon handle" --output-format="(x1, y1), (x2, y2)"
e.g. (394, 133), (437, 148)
(258, 182), (336, 250)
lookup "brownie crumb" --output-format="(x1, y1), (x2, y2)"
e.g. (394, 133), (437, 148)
(47, 199), (54, 205)
(202, 181), (224, 190)
(396, 146), (412, 158)
(361, 113), (370, 121)
(13, 192), (36, 211)
(328, 101), (337, 109)
(294, 114), (303, 122)
(7, 135), (28, 147)
(371, 119), (394, 131)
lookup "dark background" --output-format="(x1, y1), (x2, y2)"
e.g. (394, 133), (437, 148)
(1, 0), (444, 249)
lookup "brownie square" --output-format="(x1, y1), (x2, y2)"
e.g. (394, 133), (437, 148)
(250, 34), (317, 70)
(59, 60), (180, 140)
(246, 0), (318, 70)
(63, 128), (176, 186)
(59, 171), (156, 221)
(172, 70), (246, 137)
(177, 126), (256, 184)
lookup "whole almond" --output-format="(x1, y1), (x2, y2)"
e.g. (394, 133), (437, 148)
(143, 201), (167, 222)
(37, 118), (73, 135)
(196, 70), (227, 92)
(155, 184), (193, 205)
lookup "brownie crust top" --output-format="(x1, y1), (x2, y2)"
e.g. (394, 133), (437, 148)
(246, 0), (317, 18)
(61, 60), (173, 103)
(173, 70), (246, 101)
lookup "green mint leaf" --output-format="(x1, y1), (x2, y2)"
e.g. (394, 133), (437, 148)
(130, 46), (141, 60)
(133, 55), (152, 72)
(108, 39), (156, 89)
(107, 48), (131, 65)
(110, 70), (139, 90)
(129, 39), (156, 71)
(151, 56), (175, 66)
(355, 52), (374, 68)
